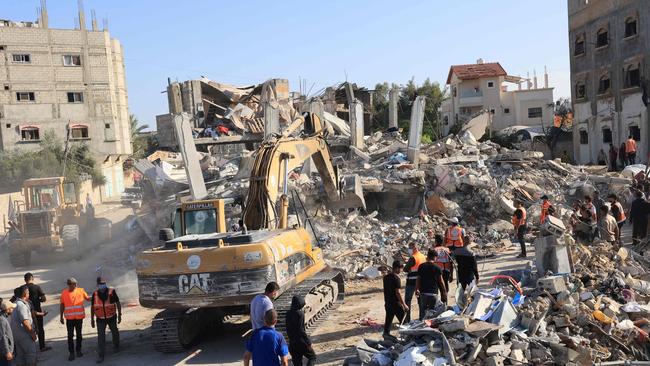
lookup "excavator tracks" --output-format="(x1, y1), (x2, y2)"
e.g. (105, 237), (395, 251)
(273, 270), (345, 338)
(151, 308), (222, 353)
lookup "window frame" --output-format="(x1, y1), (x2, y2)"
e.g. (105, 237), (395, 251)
(630, 125), (641, 142)
(70, 125), (89, 140)
(597, 74), (611, 95)
(66, 92), (84, 103)
(623, 63), (641, 89)
(11, 54), (31, 63)
(579, 130), (589, 145)
(62, 55), (82, 67)
(504, 107), (511, 114)
(16, 92), (35, 102)
(528, 107), (543, 119)
(575, 81), (586, 99)
(596, 27), (609, 49)
(20, 127), (40, 142)
(574, 34), (586, 57)
(624, 17), (638, 39)
(602, 127), (612, 144)
(487, 81), (495, 88)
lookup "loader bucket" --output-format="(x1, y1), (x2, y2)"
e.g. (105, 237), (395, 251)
(329, 174), (366, 211)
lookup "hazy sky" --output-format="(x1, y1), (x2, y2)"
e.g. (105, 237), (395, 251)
(3, 0), (571, 129)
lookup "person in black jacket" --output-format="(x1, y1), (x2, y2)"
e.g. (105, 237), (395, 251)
(630, 190), (650, 244)
(454, 243), (479, 291)
(285, 295), (316, 366)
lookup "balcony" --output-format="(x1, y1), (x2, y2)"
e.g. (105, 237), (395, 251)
(459, 90), (483, 106)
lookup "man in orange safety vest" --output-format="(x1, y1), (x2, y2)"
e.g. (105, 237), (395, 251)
(403, 242), (426, 322)
(445, 217), (466, 251)
(91, 277), (122, 364)
(59, 277), (90, 361)
(512, 201), (528, 258)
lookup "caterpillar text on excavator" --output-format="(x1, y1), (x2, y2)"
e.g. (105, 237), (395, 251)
(136, 113), (365, 352)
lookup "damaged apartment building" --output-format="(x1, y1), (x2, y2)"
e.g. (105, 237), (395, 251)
(569, 0), (650, 164)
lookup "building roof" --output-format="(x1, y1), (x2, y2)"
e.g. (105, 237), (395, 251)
(446, 62), (507, 84)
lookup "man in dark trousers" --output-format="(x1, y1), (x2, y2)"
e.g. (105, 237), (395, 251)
(512, 201), (527, 258)
(454, 242), (480, 291)
(415, 250), (448, 320)
(382, 260), (408, 337)
(285, 295), (316, 366)
(630, 190), (650, 244)
(23, 272), (50, 352)
(402, 242), (425, 322)
(90, 277), (121, 363)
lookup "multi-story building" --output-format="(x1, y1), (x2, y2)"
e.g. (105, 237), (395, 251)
(568, 0), (649, 165)
(441, 60), (555, 136)
(0, 2), (132, 197)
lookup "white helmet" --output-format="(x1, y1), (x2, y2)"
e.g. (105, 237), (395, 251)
(450, 217), (459, 224)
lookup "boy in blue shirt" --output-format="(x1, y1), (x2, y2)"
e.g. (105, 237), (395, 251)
(244, 309), (289, 366)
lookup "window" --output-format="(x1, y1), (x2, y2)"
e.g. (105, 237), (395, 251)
(574, 35), (585, 56)
(630, 126), (641, 141)
(598, 75), (610, 94)
(443, 116), (449, 125)
(625, 17), (638, 38)
(21, 127), (40, 141)
(490, 108), (495, 114)
(576, 82), (586, 99)
(11, 54), (30, 63)
(596, 28), (609, 48)
(3, 85), (9, 91)
(579, 130), (589, 144)
(63, 55), (81, 66)
(70, 125), (89, 139)
(452, 87), (457, 97)
(528, 107), (543, 118)
(504, 108), (510, 114)
(487, 81), (495, 88)
(67, 92), (83, 103)
(602, 127), (612, 143)
(624, 64), (641, 88)
(16, 92), (35, 102)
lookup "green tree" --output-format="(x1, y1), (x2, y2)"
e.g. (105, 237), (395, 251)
(129, 114), (153, 159)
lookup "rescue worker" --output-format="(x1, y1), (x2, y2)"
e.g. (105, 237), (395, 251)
(432, 235), (453, 291)
(512, 201), (527, 258)
(584, 195), (597, 219)
(540, 195), (552, 224)
(59, 278), (90, 361)
(608, 193), (626, 234)
(626, 135), (637, 165)
(90, 277), (121, 364)
(444, 217), (466, 252)
(403, 242), (425, 322)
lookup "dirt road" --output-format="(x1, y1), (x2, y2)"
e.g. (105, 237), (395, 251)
(0, 205), (535, 365)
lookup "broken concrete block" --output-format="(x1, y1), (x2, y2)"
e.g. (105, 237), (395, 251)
(486, 344), (512, 358)
(350, 146), (370, 162)
(485, 355), (505, 366)
(466, 344), (482, 363)
(580, 292), (594, 302)
(585, 299), (597, 310)
(511, 349), (527, 363)
(537, 275), (567, 294)
(438, 317), (469, 333)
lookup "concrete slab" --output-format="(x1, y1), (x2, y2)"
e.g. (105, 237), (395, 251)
(173, 113), (207, 199)
(407, 96), (425, 167)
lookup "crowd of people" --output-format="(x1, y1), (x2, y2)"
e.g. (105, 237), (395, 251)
(0, 275), (122, 365)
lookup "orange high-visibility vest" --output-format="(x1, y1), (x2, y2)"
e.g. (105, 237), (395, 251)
(61, 288), (88, 320)
(445, 226), (464, 248)
(407, 251), (426, 280)
(93, 289), (117, 319)
(540, 200), (551, 224)
(613, 202), (626, 223)
(626, 139), (637, 153)
(512, 207), (527, 229)
(433, 246), (453, 271)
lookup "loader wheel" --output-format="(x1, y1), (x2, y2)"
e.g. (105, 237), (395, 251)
(62, 225), (81, 260)
(8, 241), (30, 267)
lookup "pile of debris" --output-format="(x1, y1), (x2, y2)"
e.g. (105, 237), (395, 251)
(348, 239), (650, 365)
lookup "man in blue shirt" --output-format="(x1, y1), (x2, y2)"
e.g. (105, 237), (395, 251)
(244, 309), (289, 366)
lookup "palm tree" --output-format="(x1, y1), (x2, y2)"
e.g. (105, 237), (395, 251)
(129, 114), (150, 158)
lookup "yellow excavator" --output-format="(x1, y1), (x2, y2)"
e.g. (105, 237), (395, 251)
(136, 113), (365, 352)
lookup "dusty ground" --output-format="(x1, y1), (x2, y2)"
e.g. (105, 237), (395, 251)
(0, 206), (576, 365)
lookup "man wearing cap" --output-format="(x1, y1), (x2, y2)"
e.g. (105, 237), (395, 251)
(60, 278), (90, 361)
(444, 218), (466, 252)
(90, 277), (121, 363)
(0, 300), (15, 366)
(382, 260), (408, 337)
(10, 285), (37, 366)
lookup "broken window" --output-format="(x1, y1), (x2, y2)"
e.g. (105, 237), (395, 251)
(579, 130), (589, 144)
(596, 28), (609, 48)
(598, 75), (610, 94)
(504, 108), (510, 114)
(16, 92), (35, 102)
(70, 125), (89, 139)
(490, 108), (495, 114)
(63, 55), (81, 66)
(625, 17), (637, 38)
(576, 82), (586, 99)
(12, 54), (30, 63)
(602, 127), (612, 143)
(624, 64), (641, 88)
(575, 35), (585, 56)
(528, 107), (543, 119)
(630, 125), (641, 141)
(67, 92), (83, 103)
(21, 127), (40, 141)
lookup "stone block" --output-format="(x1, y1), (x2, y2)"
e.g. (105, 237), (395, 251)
(486, 355), (505, 366)
(486, 344), (512, 357)
(438, 317), (469, 333)
(537, 275), (567, 294)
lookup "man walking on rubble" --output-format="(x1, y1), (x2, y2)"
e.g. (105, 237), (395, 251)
(598, 205), (620, 247)
(444, 218), (466, 252)
(512, 201), (528, 258)
(285, 295), (316, 366)
(626, 135), (638, 165)
(59, 277), (90, 361)
(540, 195), (552, 225)
(23, 273), (50, 352)
(608, 194), (626, 237)
(382, 260), (408, 337)
(415, 250), (448, 320)
(432, 235), (453, 291)
(403, 242), (425, 322)
(251, 282), (279, 331)
(90, 277), (121, 364)
(454, 239), (479, 291)
(629, 190), (650, 244)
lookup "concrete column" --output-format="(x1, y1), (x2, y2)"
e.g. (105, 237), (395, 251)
(263, 102), (280, 137)
(407, 96), (426, 167)
(350, 100), (364, 149)
(389, 87), (399, 129)
(173, 113), (207, 200)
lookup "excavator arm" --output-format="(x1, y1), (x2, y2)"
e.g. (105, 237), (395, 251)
(242, 114), (365, 230)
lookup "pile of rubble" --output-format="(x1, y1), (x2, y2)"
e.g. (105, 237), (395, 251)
(348, 239), (650, 365)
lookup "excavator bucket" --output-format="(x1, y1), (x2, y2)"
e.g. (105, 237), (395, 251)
(329, 174), (366, 211)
